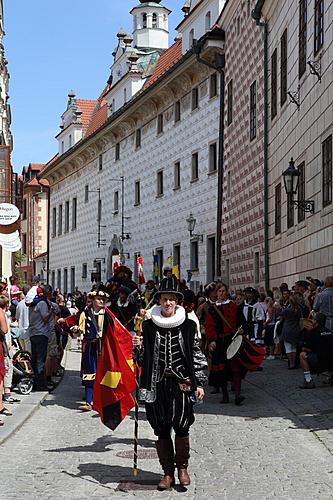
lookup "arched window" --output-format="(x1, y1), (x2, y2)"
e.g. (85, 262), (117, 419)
(205, 11), (211, 31)
(189, 28), (194, 47)
(142, 13), (147, 28)
(152, 13), (158, 28)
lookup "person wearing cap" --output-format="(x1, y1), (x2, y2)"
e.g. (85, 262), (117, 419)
(305, 277), (321, 309)
(25, 275), (41, 306)
(313, 277), (333, 333)
(77, 286), (110, 411)
(133, 280), (207, 490)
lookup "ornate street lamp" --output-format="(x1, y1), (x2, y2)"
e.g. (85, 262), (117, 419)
(282, 157), (314, 214)
(186, 213), (203, 241)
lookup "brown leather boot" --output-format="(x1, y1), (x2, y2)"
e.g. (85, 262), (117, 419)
(155, 438), (175, 490)
(175, 436), (191, 486)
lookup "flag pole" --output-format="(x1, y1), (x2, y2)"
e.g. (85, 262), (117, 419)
(132, 311), (144, 477)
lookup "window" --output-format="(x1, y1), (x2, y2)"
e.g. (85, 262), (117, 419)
(135, 129), (141, 149)
(189, 28), (194, 47)
(174, 161), (181, 189)
(82, 263), (87, 279)
(72, 197), (77, 230)
(61, 141), (64, 154)
(190, 240), (199, 270)
(237, 16), (241, 36)
(98, 199), (102, 222)
(157, 170), (164, 196)
(22, 199), (27, 219)
(314, 0), (324, 55)
(173, 243), (181, 276)
(157, 113), (164, 134)
(69, 134), (72, 148)
(135, 180), (141, 205)
(58, 204), (63, 235)
(299, 0), (307, 78)
(114, 191), (119, 213)
(142, 13), (147, 29)
(322, 135), (332, 207)
(124, 88), (127, 103)
(52, 207), (56, 237)
(99, 154), (103, 171)
(226, 259), (230, 287)
(287, 192), (294, 229)
(156, 248), (163, 279)
(175, 100), (181, 123)
(63, 268), (68, 295)
(65, 201), (70, 233)
(191, 152), (199, 181)
(254, 252), (260, 284)
(205, 11), (211, 31)
(70, 267), (75, 293)
(271, 48), (277, 119)
(22, 234), (27, 254)
(51, 271), (55, 289)
(210, 73), (217, 98)
(250, 81), (257, 141)
(297, 162), (305, 223)
(227, 171), (231, 197)
(85, 185), (89, 203)
(115, 142), (120, 161)
(57, 269), (61, 290)
(227, 79), (233, 125)
(192, 87), (199, 111)
(275, 183), (281, 235)
(152, 12), (158, 28)
(280, 29), (288, 106)
(209, 143), (217, 173)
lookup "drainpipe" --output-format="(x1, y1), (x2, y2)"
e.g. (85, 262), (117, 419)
(252, 1), (270, 291)
(193, 45), (225, 280)
(37, 176), (50, 285)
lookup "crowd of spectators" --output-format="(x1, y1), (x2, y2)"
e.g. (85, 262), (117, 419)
(0, 267), (332, 426)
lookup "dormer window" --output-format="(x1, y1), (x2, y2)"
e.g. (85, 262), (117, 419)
(205, 11), (211, 31)
(152, 13), (158, 28)
(189, 29), (194, 47)
(142, 13), (147, 29)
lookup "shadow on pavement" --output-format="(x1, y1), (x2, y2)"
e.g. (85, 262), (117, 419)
(47, 434), (155, 453)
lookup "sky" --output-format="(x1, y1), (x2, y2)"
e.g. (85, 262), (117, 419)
(4, 0), (183, 173)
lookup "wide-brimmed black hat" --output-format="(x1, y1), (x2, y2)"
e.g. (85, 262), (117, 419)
(154, 278), (184, 301)
(295, 280), (310, 289)
(244, 286), (257, 294)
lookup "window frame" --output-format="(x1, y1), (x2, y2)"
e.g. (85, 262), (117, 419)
(115, 142), (120, 161)
(58, 204), (63, 236)
(322, 135), (332, 208)
(299, 0), (307, 78)
(135, 180), (141, 206)
(64, 200), (70, 233)
(191, 87), (199, 111)
(157, 113), (164, 134)
(314, 0), (324, 55)
(280, 29), (288, 107)
(174, 100), (181, 123)
(250, 80), (257, 141)
(191, 152), (199, 181)
(209, 142), (218, 173)
(135, 128), (141, 149)
(190, 239), (199, 271)
(209, 73), (217, 99)
(271, 48), (278, 119)
(174, 161), (181, 190)
(72, 197), (77, 231)
(297, 162), (305, 223)
(227, 79), (233, 125)
(275, 183), (282, 235)
(157, 169), (164, 197)
(52, 207), (56, 238)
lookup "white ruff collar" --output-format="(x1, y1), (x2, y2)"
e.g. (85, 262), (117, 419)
(216, 299), (231, 305)
(117, 298), (129, 307)
(151, 305), (186, 328)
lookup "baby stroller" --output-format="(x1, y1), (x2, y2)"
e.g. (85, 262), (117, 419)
(12, 350), (34, 394)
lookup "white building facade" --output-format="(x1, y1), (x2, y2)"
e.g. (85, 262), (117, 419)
(259, 0), (333, 286)
(42, 0), (225, 293)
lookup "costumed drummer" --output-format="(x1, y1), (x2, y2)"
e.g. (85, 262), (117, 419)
(133, 280), (207, 491)
(205, 282), (245, 405)
(77, 287), (109, 411)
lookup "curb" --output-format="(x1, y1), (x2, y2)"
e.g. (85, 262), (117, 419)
(0, 349), (68, 446)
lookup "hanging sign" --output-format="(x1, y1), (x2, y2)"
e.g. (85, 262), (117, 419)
(0, 203), (20, 225)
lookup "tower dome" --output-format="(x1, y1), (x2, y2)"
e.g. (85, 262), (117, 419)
(130, 1), (171, 51)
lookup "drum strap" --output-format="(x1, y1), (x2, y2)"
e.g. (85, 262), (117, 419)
(213, 305), (236, 334)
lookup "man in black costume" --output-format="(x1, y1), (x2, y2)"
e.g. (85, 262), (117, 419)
(133, 281), (207, 490)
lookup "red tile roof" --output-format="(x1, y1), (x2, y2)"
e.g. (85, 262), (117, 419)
(84, 85), (110, 138)
(144, 39), (182, 89)
(76, 99), (97, 132)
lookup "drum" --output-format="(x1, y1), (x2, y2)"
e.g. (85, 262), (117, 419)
(226, 334), (265, 371)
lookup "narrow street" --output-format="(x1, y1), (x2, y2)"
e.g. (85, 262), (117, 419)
(1, 350), (333, 499)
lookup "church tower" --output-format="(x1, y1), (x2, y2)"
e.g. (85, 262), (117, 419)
(130, 0), (171, 51)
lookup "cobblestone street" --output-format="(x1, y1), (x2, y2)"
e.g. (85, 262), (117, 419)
(1, 349), (333, 499)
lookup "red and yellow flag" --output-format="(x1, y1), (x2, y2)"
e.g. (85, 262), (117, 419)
(93, 308), (136, 431)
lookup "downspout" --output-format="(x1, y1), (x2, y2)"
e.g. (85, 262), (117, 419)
(252, 1), (269, 291)
(194, 48), (225, 280)
(37, 176), (50, 285)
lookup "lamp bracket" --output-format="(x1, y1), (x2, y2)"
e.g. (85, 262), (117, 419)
(307, 57), (321, 82)
(291, 199), (315, 214)
(190, 233), (204, 242)
(287, 85), (300, 109)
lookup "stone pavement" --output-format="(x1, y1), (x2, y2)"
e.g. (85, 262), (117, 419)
(1, 351), (333, 499)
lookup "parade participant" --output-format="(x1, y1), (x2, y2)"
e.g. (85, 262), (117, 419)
(278, 294), (302, 369)
(143, 280), (157, 308)
(205, 282), (244, 405)
(110, 285), (137, 332)
(196, 282), (217, 372)
(239, 287), (265, 346)
(76, 287), (109, 411)
(113, 266), (137, 292)
(299, 313), (333, 388)
(133, 280), (207, 490)
(313, 276), (333, 333)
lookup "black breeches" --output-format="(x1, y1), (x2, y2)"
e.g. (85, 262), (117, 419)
(145, 378), (195, 438)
